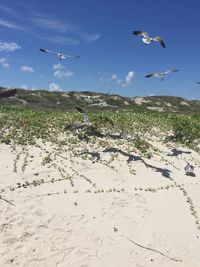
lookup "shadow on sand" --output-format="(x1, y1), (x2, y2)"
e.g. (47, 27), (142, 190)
(102, 147), (172, 179)
(167, 148), (191, 157)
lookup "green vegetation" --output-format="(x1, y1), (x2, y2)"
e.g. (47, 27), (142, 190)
(0, 104), (200, 152)
(169, 115), (200, 146)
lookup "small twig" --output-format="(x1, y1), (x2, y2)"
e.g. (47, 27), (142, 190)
(0, 195), (16, 206)
(122, 235), (182, 262)
(36, 192), (60, 198)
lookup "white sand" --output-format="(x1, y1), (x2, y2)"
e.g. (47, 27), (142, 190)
(0, 140), (200, 267)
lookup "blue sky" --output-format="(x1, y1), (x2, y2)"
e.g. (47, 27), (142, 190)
(0, 0), (199, 99)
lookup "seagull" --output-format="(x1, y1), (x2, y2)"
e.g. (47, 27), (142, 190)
(133, 31), (166, 48)
(39, 48), (80, 60)
(184, 162), (195, 176)
(67, 107), (92, 131)
(145, 69), (179, 81)
(75, 151), (101, 161)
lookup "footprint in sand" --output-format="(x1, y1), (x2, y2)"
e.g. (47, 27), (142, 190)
(135, 193), (146, 204)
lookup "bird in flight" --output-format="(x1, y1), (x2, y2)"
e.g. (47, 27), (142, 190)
(145, 69), (179, 81)
(39, 48), (80, 60)
(133, 31), (166, 48)
(67, 106), (92, 132)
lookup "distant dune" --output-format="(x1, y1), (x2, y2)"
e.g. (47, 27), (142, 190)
(0, 86), (200, 114)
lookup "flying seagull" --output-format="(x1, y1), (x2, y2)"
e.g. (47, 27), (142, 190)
(67, 106), (92, 132)
(133, 31), (166, 48)
(184, 162), (195, 176)
(145, 69), (179, 81)
(39, 48), (80, 60)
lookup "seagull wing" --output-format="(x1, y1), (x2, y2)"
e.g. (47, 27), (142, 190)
(145, 73), (155, 78)
(76, 106), (90, 123)
(164, 69), (179, 75)
(64, 54), (80, 59)
(145, 72), (161, 78)
(39, 48), (59, 55)
(152, 36), (166, 48)
(132, 31), (149, 38)
(76, 106), (85, 113)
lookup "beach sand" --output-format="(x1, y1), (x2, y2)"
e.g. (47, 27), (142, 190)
(0, 139), (200, 267)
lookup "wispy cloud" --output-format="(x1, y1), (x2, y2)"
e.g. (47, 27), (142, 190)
(49, 82), (61, 91)
(31, 15), (99, 44)
(53, 63), (74, 78)
(21, 65), (34, 73)
(0, 4), (18, 16)
(75, 31), (100, 43)
(0, 41), (21, 52)
(40, 36), (80, 46)
(31, 17), (75, 33)
(0, 19), (25, 30)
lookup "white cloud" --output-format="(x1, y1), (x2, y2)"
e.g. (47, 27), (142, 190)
(53, 63), (74, 78)
(2, 62), (10, 68)
(0, 57), (6, 63)
(0, 57), (10, 68)
(0, 41), (21, 52)
(21, 65), (34, 73)
(53, 63), (63, 70)
(116, 79), (122, 84)
(121, 71), (135, 87)
(110, 74), (118, 81)
(121, 83), (129, 88)
(49, 83), (61, 92)
(54, 70), (74, 78)
(125, 71), (135, 84)
(109, 70), (135, 88)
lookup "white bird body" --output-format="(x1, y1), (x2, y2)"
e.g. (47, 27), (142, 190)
(57, 53), (66, 60)
(184, 162), (195, 175)
(133, 31), (166, 48)
(142, 37), (151, 44)
(40, 48), (80, 60)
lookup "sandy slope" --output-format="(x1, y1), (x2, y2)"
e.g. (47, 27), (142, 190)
(0, 140), (200, 267)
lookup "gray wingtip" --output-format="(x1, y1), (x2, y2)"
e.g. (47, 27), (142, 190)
(132, 31), (142, 35)
(40, 48), (47, 53)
